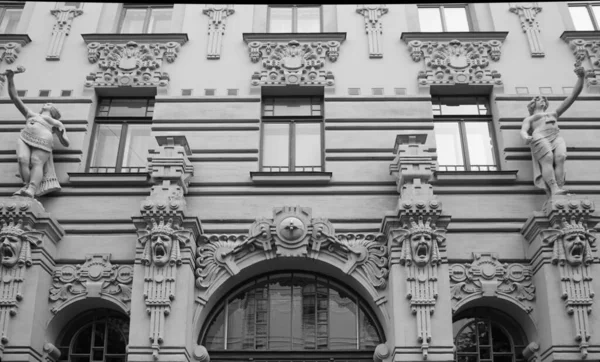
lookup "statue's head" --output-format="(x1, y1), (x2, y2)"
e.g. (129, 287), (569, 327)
(41, 103), (61, 120)
(138, 217), (192, 267)
(391, 216), (446, 267)
(527, 96), (549, 115)
(0, 218), (43, 268)
(542, 217), (596, 267)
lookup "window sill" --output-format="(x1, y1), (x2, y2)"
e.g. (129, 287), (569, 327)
(250, 171), (332, 185)
(81, 33), (189, 45)
(243, 32), (346, 43)
(432, 170), (518, 185)
(561, 30), (600, 42)
(68, 172), (150, 187)
(0, 34), (31, 46)
(400, 31), (508, 43)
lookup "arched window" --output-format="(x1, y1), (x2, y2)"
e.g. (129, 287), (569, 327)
(56, 309), (129, 362)
(201, 272), (383, 359)
(453, 308), (527, 362)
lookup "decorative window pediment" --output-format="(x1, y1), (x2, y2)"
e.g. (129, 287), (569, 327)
(81, 33), (188, 91)
(401, 31), (508, 87)
(561, 31), (600, 90)
(243, 32), (346, 87)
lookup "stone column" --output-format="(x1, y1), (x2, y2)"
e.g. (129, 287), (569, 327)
(522, 196), (600, 361)
(46, 7), (83, 60)
(0, 196), (64, 361)
(381, 134), (454, 361)
(129, 134), (202, 362)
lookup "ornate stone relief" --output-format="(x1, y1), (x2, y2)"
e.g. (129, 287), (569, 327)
(203, 5), (234, 59)
(47, 7), (83, 60)
(49, 254), (133, 314)
(0, 35), (30, 91)
(195, 206), (388, 290)
(131, 134), (202, 360)
(0, 197), (63, 359)
(356, 5), (388, 58)
(246, 40), (341, 87)
(449, 253), (535, 313)
(563, 34), (600, 90)
(509, 3), (544, 57)
(406, 38), (504, 86)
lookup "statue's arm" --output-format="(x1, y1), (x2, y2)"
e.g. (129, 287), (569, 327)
(556, 66), (586, 117)
(6, 72), (34, 118)
(520, 117), (533, 144)
(46, 118), (70, 147)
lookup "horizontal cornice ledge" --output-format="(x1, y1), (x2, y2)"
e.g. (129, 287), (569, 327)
(432, 170), (518, 185)
(401, 31), (509, 43)
(243, 32), (347, 44)
(250, 171), (332, 185)
(561, 30), (600, 42)
(68, 172), (150, 186)
(81, 33), (189, 45)
(0, 34), (31, 46)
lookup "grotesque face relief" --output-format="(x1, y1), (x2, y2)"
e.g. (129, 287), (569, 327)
(410, 232), (433, 266)
(564, 232), (587, 266)
(151, 232), (173, 267)
(0, 234), (22, 268)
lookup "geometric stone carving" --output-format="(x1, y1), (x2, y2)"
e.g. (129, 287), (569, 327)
(47, 7), (83, 60)
(196, 206), (388, 290)
(450, 253), (536, 314)
(405, 37), (505, 87)
(0, 34), (31, 91)
(356, 5), (388, 58)
(509, 3), (544, 57)
(562, 34), (600, 91)
(147, 134), (194, 195)
(203, 5), (234, 59)
(389, 134), (436, 199)
(49, 254), (133, 314)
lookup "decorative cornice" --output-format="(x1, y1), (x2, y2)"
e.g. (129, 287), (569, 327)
(0, 34), (31, 47)
(81, 33), (189, 45)
(560, 30), (600, 43)
(560, 33), (600, 90)
(250, 171), (332, 185)
(243, 32), (347, 44)
(400, 31), (508, 43)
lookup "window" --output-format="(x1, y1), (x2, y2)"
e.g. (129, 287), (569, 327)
(88, 98), (156, 173)
(418, 5), (470, 32)
(0, 2), (23, 34)
(57, 310), (129, 362)
(568, 3), (600, 30)
(261, 97), (324, 172)
(432, 96), (498, 172)
(118, 4), (172, 34)
(268, 5), (321, 33)
(202, 272), (383, 353)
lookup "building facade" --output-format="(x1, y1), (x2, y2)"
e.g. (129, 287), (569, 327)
(0, 2), (599, 362)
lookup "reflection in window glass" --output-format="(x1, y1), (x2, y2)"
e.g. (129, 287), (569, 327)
(440, 104), (480, 115)
(269, 7), (293, 33)
(269, 278), (292, 350)
(418, 7), (443, 32)
(465, 123), (495, 168)
(454, 316), (522, 362)
(120, 8), (146, 33)
(295, 123), (321, 169)
(263, 124), (290, 169)
(59, 316), (128, 362)
(569, 6), (595, 31)
(297, 7), (321, 33)
(0, 8), (21, 34)
(148, 8), (172, 33)
(359, 307), (380, 349)
(122, 125), (153, 168)
(434, 123), (464, 168)
(108, 99), (149, 117)
(205, 308), (225, 350)
(90, 125), (122, 168)
(328, 287), (357, 350)
(444, 7), (470, 31)
(272, 97), (314, 116)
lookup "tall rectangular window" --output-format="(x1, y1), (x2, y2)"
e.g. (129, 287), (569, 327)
(268, 5), (321, 33)
(0, 2), (23, 34)
(261, 97), (324, 172)
(432, 96), (498, 172)
(118, 4), (173, 34)
(568, 3), (600, 30)
(88, 98), (156, 173)
(418, 5), (470, 32)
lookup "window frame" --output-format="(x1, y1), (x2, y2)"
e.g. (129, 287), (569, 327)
(117, 3), (173, 34)
(0, 1), (24, 34)
(432, 96), (500, 172)
(86, 98), (155, 174)
(267, 4), (323, 33)
(568, 3), (600, 30)
(260, 97), (325, 173)
(417, 4), (473, 32)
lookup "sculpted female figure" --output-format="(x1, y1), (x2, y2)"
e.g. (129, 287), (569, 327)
(520, 66), (585, 196)
(2, 67), (70, 198)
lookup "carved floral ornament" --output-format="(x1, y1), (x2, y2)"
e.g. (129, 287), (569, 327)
(566, 38), (600, 89)
(247, 40), (341, 87)
(195, 206), (388, 291)
(407, 39), (504, 86)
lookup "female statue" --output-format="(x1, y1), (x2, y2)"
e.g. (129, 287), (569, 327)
(1, 67), (70, 198)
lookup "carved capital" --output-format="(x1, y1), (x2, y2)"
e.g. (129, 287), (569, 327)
(390, 134), (436, 198)
(509, 3), (544, 57)
(49, 254), (133, 314)
(148, 133), (194, 195)
(203, 5), (234, 59)
(450, 253), (535, 314)
(356, 5), (388, 58)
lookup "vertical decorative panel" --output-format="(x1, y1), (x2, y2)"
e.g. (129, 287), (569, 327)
(509, 3), (544, 57)
(47, 7), (83, 60)
(203, 5), (235, 59)
(356, 5), (388, 58)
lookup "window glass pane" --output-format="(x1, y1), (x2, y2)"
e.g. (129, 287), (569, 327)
(418, 7), (443, 32)
(443, 7), (470, 31)
(269, 7), (292, 33)
(108, 99), (149, 117)
(299, 282), (317, 349)
(434, 122), (464, 167)
(93, 323), (105, 346)
(491, 325), (512, 353)
(263, 123), (290, 169)
(106, 323), (127, 354)
(120, 8), (146, 33)
(455, 321), (477, 353)
(269, 278), (292, 350)
(73, 325), (93, 353)
(291, 281), (304, 350)
(465, 122), (495, 167)
(90, 124), (122, 168)
(204, 308), (225, 350)
(272, 97), (314, 116)
(295, 123), (321, 170)
(227, 290), (254, 350)
(148, 8), (172, 33)
(64, 2), (82, 8)
(569, 6), (595, 30)
(0, 9), (22, 34)
(592, 6), (600, 29)
(328, 287), (357, 350)
(122, 125), (153, 168)
(297, 7), (321, 33)
(359, 307), (380, 350)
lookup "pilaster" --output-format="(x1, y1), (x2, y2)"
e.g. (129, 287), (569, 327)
(203, 5), (234, 59)
(46, 6), (83, 60)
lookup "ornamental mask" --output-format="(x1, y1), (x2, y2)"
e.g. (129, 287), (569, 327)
(0, 218), (43, 268)
(391, 216), (446, 267)
(138, 217), (192, 267)
(542, 217), (596, 267)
